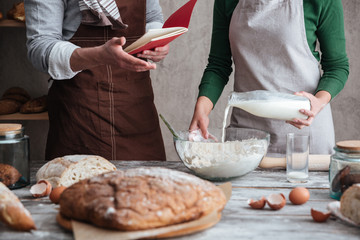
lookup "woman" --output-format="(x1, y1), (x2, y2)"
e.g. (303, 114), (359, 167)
(189, 0), (349, 155)
(24, 0), (169, 160)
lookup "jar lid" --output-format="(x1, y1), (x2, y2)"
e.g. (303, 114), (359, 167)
(336, 140), (360, 151)
(0, 124), (22, 136)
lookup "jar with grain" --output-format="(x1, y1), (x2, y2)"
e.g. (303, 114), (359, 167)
(329, 140), (360, 200)
(0, 123), (30, 189)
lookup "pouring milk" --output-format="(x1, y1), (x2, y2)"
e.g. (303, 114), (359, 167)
(221, 90), (310, 142)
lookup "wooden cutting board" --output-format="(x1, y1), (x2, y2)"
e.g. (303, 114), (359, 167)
(259, 154), (331, 171)
(56, 182), (232, 240)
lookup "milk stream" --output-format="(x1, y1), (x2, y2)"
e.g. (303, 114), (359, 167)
(221, 98), (310, 142)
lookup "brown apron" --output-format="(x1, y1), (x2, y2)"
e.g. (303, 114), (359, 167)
(45, 0), (166, 161)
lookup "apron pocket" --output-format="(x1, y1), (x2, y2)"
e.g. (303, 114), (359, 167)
(97, 72), (158, 137)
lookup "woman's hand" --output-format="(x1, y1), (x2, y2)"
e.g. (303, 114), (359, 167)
(189, 96), (214, 139)
(136, 44), (170, 62)
(70, 37), (156, 72)
(286, 91), (331, 129)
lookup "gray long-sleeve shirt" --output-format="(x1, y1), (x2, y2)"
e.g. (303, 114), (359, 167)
(24, 0), (164, 80)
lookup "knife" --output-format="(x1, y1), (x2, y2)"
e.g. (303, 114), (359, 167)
(259, 154), (331, 171)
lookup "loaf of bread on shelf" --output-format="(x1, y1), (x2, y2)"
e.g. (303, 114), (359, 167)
(0, 12), (3, 20)
(340, 184), (360, 225)
(0, 99), (22, 115)
(7, 2), (25, 22)
(36, 155), (117, 188)
(0, 163), (22, 187)
(20, 95), (47, 114)
(0, 182), (36, 231)
(59, 167), (227, 231)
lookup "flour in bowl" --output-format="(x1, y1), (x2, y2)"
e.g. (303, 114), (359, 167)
(175, 138), (268, 179)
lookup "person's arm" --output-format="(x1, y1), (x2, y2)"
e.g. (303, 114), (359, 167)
(189, 0), (237, 135)
(315, 0), (349, 99)
(24, 0), (80, 79)
(288, 0), (349, 129)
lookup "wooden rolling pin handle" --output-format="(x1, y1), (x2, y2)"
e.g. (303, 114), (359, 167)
(259, 155), (331, 171)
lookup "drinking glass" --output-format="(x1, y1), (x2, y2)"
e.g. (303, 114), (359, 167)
(286, 133), (309, 183)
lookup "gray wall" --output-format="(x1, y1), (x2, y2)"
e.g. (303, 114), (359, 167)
(0, 0), (359, 161)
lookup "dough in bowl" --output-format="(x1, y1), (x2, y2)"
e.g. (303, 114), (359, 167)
(59, 167), (227, 230)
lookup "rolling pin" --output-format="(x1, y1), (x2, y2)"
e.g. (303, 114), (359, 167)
(259, 154), (331, 171)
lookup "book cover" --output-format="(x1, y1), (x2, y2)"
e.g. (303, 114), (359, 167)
(124, 0), (197, 55)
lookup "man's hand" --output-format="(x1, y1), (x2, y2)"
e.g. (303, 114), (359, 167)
(136, 44), (170, 62)
(70, 37), (157, 72)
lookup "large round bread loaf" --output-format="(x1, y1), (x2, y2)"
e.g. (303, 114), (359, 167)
(36, 155), (117, 188)
(59, 167), (227, 231)
(340, 184), (360, 225)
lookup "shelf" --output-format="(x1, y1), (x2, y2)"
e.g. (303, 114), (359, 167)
(0, 19), (25, 27)
(0, 112), (48, 121)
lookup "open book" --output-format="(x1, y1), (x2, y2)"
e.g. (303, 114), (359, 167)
(124, 0), (197, 55)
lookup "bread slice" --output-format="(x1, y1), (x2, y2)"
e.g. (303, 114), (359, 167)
(36, 155), (117, 188)
(59, 167), (227, 231)
(340, 184), (360, 225)
(0, 182), (36, 231)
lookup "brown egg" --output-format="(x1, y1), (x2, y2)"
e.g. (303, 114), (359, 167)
(248, 196), (266, 209)
(266, 193), (286, 210)
(49, 186), (67, 204)
(311, 208), (331, 222)
(289, 187), (310, 205)
(30, 179), (52, 198)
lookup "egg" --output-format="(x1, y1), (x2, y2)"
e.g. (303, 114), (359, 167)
(49, 186), (67, 204)
(289, 187), (310, 205)
(311, 208), (331, 222)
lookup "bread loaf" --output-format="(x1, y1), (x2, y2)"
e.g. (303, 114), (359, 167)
(0, 99), (22, 115)
(59, 167), (227, 231)
(0, 163), (22, 187)
(7, 2), (25, 22)
(2, 87), (30, 100)
(20, 95), (47, 113)
(340, 184), (360, 225)
(36, 155), (117, 188)
(0, 182), (36, 231)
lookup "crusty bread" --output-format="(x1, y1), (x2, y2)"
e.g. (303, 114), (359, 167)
(0, 99), (22, 115)
(2, 87), (30, 100)
(0, 182), (36, 231)
(59, 167), (227, 231)
(36, 155), (117, 188)
(340, 184), (360, 225)
(7, 2), (25, 22)
(0, 163), (22, 187)
(20, 95), (47, 113)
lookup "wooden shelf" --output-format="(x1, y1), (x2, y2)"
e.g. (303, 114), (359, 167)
(0, 112), (48, 121)
(0, 19), (25, 27)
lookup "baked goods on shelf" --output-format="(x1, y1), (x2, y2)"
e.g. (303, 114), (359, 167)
(0, 163), (22, 187)
(0, 182), (36, 231)
(0, 87), (31, 115)
(59, 167), (227, 231)
(0, 99), (22, 115)
(340, 184), (360, 225)
(20, 95), (47, 114)
(36, 155), (117, 188)
(7, 2), (25, 22)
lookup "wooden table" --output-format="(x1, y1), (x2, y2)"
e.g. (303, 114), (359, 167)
(1, 161), (359, 239)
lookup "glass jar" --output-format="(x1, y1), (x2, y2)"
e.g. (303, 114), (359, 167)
(329, 140), (360, 200)
(0, 124), (30, 189)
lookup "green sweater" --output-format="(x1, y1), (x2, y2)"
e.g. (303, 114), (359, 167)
(199, 0), (349, 106)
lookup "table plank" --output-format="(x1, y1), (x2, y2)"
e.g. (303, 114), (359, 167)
(0, 161), (358, 240)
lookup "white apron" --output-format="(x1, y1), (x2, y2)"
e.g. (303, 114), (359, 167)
(228, 0), (335, 155)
